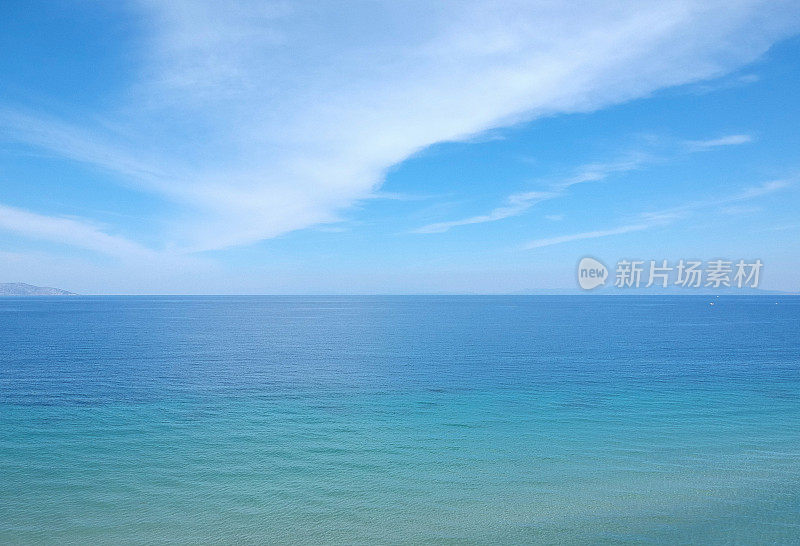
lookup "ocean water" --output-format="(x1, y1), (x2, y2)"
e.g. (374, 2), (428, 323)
(1, 295), (799, 544)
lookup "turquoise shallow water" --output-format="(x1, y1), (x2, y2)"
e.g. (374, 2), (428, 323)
(1, 296), (799, 543)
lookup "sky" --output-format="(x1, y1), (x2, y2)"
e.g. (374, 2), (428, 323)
(1, 0), (800, 294)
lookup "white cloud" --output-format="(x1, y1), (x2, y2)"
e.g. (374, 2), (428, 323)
(731, 179), (789, 199)
(686, 134), (753, 150)
(0, 203), (154, 258)
(2, 1), (799, 251)
(0, 204), (220, 293)
(0, 108), (172, 193)
(554, 158), (648, 190)
(523, 178), (790, 249)
(414, 191), (555, 233)
(414, 133), (749, 234)
(525, 222), (655, 249)
(414, 156), (650, 233)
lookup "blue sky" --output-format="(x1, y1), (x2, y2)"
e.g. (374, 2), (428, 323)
(1, 1), (799, 294)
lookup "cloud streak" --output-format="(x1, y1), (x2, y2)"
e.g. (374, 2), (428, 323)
(525, 223), (655, 249)
(523, 179), (791, 249)
(0, 203), (154, 258)
(415, 155), (651, 234)
(2, 1), (799, 252)
(413, 191), (556, 233)
(415, 132), (751, 234)
(686, 134), (753, 150)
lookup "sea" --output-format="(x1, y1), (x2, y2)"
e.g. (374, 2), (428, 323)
(1, 296), (798, 543)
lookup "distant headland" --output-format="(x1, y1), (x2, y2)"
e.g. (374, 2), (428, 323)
(0, 283), (77, 296)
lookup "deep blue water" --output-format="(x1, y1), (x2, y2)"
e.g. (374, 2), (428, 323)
(1, 296), (799, 543)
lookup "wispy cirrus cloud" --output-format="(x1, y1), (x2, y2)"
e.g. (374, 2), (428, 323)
(0, 108), (170, 189)
(414, 133), (751, 234)
(413, 156), (648, 234)
(413, 191), (556, 233)
(523, 179), (791, 249)
(686, 134), (753, 150)
(0, 202), (154, 258)
(731, 178), (789, 199)
(1, 1), (797, 254)
(553, 158), (649, 190)
(525, 222), (656, 249)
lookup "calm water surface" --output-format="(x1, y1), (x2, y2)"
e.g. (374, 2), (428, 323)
(1, 296), (799, 543)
